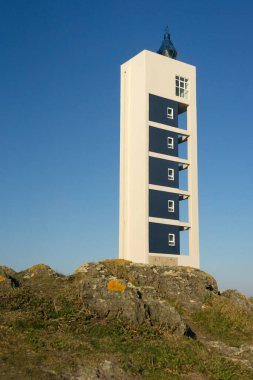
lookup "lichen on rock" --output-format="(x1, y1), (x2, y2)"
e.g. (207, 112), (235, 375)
(0, 274), (6, 282)
(107, 278), (126, 292)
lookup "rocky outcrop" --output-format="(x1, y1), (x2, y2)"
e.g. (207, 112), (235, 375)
(0, 265), (19, 288)
(206, 341), (253, 370)
(75, 260), (218, 336)
(1, 259), (253, 379)
(20, 263), (61, 279)
(75, 360), (140, 380)
(76, 261), (218, 305)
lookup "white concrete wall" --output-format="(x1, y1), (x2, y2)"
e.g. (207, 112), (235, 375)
(119, 52), (148, 263)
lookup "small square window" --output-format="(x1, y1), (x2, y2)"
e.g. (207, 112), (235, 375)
(167, 107), (174, 119)
(168, 233), (175, 246)
(167, 137), (174, 149)
(168, 168), (174, 181)
(168, 200), (174, 213)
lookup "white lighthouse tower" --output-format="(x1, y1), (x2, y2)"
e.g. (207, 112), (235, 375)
(119, 31), (199, 268)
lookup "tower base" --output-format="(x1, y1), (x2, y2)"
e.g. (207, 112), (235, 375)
(148, 255), (178, 266)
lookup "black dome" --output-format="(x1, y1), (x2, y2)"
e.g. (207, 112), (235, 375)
(157, 30), (177, 59)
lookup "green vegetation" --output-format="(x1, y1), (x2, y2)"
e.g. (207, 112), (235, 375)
(78, 321), (253, 380)
(0, 286), (253, 380)
(191, 295), (253, 347)
(1, 264), (253, 380)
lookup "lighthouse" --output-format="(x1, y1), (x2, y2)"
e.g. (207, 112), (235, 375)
(119, 31), (199, 268)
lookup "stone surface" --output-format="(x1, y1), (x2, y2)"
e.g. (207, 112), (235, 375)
(76, 260), (218, 309)
(75, 261), (218, 335)
(148, 255), (178, 266)
(206, 341), (253, 370)
(75, 361), (139, 379)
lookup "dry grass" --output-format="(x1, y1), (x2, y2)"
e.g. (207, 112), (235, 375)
(101, 259), (130, 264)
(101, 259), (131, 280)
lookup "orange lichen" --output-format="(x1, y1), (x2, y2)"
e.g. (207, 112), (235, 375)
(107, 279), (126, 293)
(0, 275), (6, 282)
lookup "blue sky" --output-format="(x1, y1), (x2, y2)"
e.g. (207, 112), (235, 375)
(1, 0), (253, 295)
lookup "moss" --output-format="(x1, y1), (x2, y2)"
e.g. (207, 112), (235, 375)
(107, 279), (126, 292)
(30, 264), (49, 272)
(176, 266), (196, 272)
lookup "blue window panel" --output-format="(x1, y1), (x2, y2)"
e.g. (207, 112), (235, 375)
(149, 94), (178, 127)
(149, 126), (178, 157)
(149, 223), (180, 254)
(149, 157), (179, 188)
(149, 190), (179, 220)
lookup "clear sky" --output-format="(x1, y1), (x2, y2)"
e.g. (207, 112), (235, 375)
(1, 0), (253, 295)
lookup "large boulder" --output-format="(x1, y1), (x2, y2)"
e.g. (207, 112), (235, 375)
(20, 263), (60, 279)
(76, 260), (218, 309)
(0, 266), (19, 288)
(75, 260), (218, 335)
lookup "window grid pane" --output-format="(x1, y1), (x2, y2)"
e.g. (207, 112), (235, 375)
(175, 75), (189, 99)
